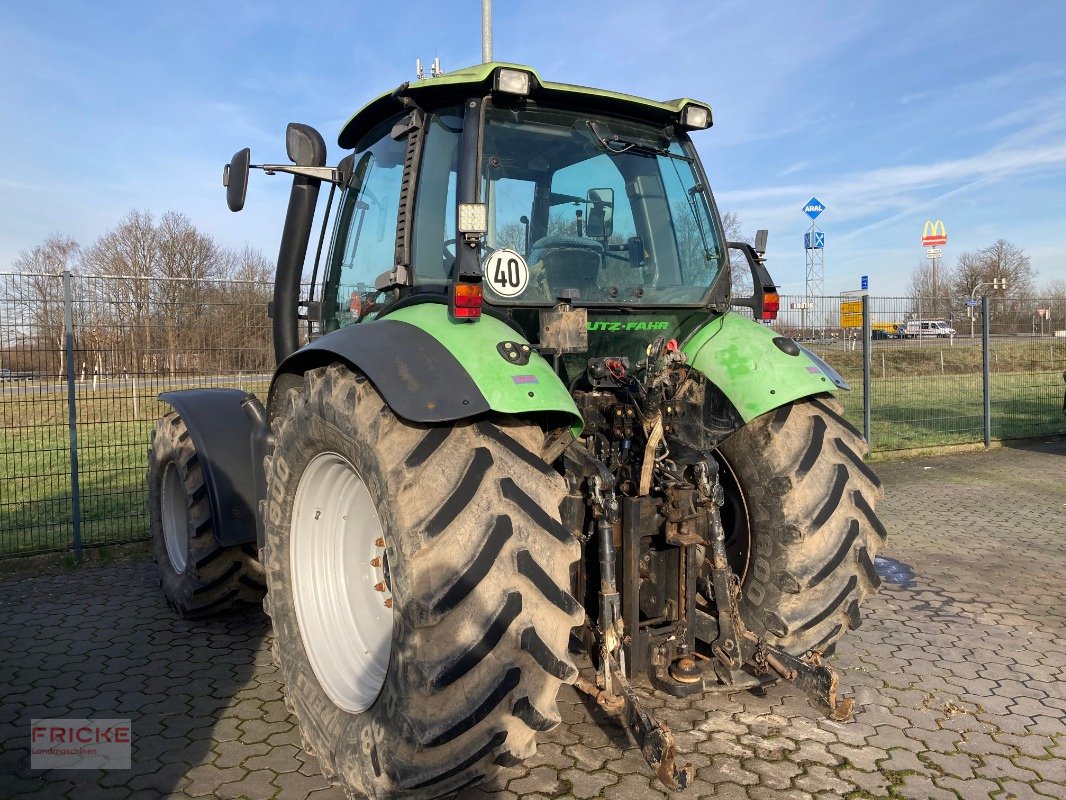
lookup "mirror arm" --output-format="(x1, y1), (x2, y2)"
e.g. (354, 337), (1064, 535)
(253, 164), (346, 185)
(727, 241), (776, 318)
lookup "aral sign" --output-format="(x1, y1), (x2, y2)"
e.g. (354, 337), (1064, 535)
(922, 220), (947, 247)
(803, 197), (826, 220)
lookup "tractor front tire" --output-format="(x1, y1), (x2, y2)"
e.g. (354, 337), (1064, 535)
(716, 396), (885, 656)
(148, 411), (265, 618)
(263, 364), (582, 800)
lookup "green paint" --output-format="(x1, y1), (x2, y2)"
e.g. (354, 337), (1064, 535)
(340, 61), (710, 149)
(682, 313), (838, 422)
(384, 304), (583, 434)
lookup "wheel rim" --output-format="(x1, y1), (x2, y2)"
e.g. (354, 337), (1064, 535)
(160, 461), (189, 574)
(290, 452), (392, 713)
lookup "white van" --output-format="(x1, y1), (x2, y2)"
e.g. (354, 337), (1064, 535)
(903, 320), (955, 338)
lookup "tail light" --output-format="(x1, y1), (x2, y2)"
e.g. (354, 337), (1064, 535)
(450, 281), (483, 320)
(761, 290), (780, 321)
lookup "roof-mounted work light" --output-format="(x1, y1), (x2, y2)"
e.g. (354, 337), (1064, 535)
(680, 103), (712, 130)
(495, 68), (532, 96)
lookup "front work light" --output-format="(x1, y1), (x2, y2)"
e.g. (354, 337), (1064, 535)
(458, 202), (488, 235)
(450, 281), (483, 320)
(680, 104), (712, 130)
(495, 68), (532, 96)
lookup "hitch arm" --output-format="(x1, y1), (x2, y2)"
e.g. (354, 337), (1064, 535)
(702, 459), (854, 720)
(576, 655), (692, 790)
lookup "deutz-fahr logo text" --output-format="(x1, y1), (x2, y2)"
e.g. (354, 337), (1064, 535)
(587, 321), (671, 331)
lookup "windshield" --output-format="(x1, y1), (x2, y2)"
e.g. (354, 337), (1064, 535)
(480, 103), (724, 306)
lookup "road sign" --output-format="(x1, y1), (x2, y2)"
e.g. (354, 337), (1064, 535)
(804, 231), (825, 249)
(966, 299), (979, 307)
(840, 299), (863, 329)
(803, 197), (826, 220)
(922, 220), (947, 247)
(861, 275), (868, 291)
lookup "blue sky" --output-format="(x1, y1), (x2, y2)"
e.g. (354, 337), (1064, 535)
(2, 1), (1064, 295)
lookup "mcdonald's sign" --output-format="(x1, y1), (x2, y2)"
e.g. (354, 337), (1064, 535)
(922, 220), (947, 247)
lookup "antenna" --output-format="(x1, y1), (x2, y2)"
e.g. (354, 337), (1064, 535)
(482, 0), (492, 63)
(431, 57), (442, 77)
(415, 58), (425, 80)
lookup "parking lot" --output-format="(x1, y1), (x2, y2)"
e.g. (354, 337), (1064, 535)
(1, 439), (1064, 800)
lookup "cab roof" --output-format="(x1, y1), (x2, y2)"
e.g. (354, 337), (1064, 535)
(337, 62), (711, 150)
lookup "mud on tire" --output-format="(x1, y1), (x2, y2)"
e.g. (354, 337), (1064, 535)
(716, 396), (886, 656)
(263, 363), (582, 800)
(147, 411), (265, 618)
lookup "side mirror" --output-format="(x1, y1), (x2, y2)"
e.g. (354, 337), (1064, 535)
(754, 229), (768, 255)
(223, 148), (251, 212)
(286, 123), (327, 168)
(585, 188), (614, 239)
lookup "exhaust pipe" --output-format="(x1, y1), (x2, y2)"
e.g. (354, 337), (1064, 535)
(273, 123), (327, 363)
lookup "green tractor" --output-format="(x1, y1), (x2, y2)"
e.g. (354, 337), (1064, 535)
(148, 62), (884, 796)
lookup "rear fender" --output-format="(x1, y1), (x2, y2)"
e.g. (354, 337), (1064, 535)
(158, 389), (266, 548)
(271, 302), (583, 435)
(681, 312), (846, 423)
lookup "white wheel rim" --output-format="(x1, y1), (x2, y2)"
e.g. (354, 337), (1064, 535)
(290, 452), (392, 713)
(160, 461), (188, 574)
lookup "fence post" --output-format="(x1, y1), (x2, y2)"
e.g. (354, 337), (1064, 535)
(981, 295), (991, 448)
(861, 293), (872, 445)
(63, 271), (83, 560)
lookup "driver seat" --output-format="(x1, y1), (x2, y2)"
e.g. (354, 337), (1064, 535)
(530, 236), (603, 299)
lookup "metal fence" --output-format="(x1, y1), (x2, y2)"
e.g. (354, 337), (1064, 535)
(2, 272), (1064, 558)
(1, 272), (274, 558)
(772, 293), (1066, 451)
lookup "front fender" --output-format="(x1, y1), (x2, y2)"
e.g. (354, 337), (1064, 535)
(158, 389), (263, 548)
(682, 313), (845, 422)
(272, 303), (583, 434)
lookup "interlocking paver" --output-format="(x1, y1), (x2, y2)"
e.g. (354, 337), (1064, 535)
(0, 439), (1063, 799)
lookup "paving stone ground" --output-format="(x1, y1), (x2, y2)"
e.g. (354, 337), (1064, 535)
(1, 439), (1064, 800)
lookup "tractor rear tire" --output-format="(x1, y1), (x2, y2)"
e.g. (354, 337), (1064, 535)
(148, 411), (266, 618)
(715, 395), (885, 656)
(262, 363), (582, 800)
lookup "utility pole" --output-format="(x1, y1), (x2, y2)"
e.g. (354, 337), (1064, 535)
(482, 0), (493, 63)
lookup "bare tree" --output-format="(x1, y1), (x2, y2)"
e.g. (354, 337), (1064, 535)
(720, 211), (754, 297)
(156, 212), (223, 374)
(949, 239), (1036, 331)
(83, 210), (161, 373)
(950, 239), (1035, 297)
(208, 245), (275, 372)
(9, 234), (80, 376)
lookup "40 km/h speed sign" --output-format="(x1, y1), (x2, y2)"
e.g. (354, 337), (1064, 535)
(485, 249), (529, 298)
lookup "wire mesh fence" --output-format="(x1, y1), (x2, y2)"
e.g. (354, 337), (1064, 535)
(1, 275), (1064, 558)
(1, 272), (275, 558)
(773, 292), (1066, 449)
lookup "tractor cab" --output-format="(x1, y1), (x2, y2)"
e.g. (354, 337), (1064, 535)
(224, 63), (778, 367)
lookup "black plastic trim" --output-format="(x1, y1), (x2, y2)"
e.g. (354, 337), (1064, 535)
(271, 319), (491, 423)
